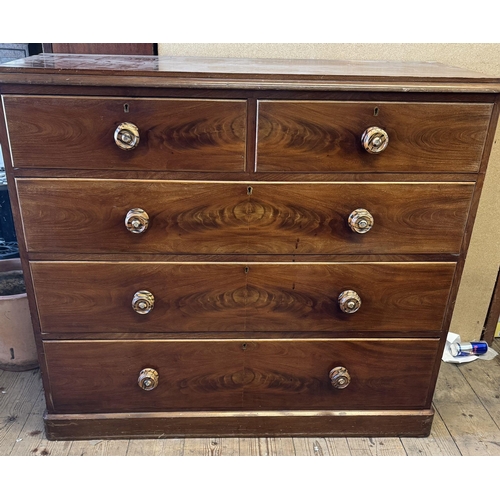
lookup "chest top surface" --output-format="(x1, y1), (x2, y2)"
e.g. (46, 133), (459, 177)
(1, 53), (499, 92)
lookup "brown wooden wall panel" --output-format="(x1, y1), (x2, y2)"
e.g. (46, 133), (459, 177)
(3, 96), (247, 171)
(43, 338), (439, 413)
(17, 179), (474, 255)
(50, 44), (155, 55)
(257, 101), (492, 172)
(31, 262), (456, 333)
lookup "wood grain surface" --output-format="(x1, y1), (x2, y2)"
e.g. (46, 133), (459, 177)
(17, 179), (474, 255)
(1, 54), (500, 93)
(2, 53), (498, 440)
(43, 410), (435, 439)
(1, 54), (492, 79)
(30, 262), (456, 333)
(4, 341), (498, 447)
(3, 96), (247, 171)
(50, 43), (155, 55)
(257, 101), (492, 172)
(43, 338), (439, 413)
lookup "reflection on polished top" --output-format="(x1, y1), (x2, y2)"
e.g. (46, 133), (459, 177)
(0, 53), (499, 92)
(0, 53), (163, 72)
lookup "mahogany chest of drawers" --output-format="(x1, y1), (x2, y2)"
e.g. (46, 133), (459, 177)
(0, 54), (499, 440)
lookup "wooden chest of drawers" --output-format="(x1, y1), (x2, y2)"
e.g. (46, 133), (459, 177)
(1, 55), (499, 440)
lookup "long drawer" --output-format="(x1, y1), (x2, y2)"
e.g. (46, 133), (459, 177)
(43, 338), (440, 413)
(3, 96), (247, 171)
(257, 101), (492, 172)
(31, 261), (456, 333)
(17, 179), (474, 255)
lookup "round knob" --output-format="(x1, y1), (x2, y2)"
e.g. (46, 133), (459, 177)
(132, 290), (155, 314)
(114, 122), (140, 150)
(329, 366), (351, 389)
(348, 208), (374, 234)
(361, 126), (389, 154)
(125, 208), (149, 234)
(138, 368), (159, 391)
(338, 290), (361, 314)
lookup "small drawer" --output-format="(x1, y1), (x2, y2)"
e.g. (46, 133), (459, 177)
(17, 179), (473, 255)
(43, 338), (439, 413)
(31, 261), (456, 333)
(257, 100), (492, 173)
(3, 96), (247, 171)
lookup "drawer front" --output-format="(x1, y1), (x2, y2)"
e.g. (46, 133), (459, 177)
(257, 101), (492, 172)
(3, 96), (247, 171)
(31, 262), (455, 333)
(44, 338), (439, 412)
(18, 179), (473, 255)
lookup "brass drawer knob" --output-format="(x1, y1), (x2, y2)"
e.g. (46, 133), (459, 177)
(361, 126), (389, 154)
(114, 122), (140, 150)
(338, 290), (361, 313)
(125, 208), (149, 234)
(329, 366), (351, 389)
(138, 368), (159, 391)
(132, 290), (155, 314)
(348, 208), (374, 234)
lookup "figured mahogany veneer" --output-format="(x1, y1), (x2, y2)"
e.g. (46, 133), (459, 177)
(43, 339), (439, 413)
(30, 261), (455, 333)
(3, 96), (247, 171)
(1, 54), (499, 440)
(257, 101), (493, 172)
(17, 179), (474, 255)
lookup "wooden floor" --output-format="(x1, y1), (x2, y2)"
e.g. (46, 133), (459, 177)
(1, 339), (500, 456)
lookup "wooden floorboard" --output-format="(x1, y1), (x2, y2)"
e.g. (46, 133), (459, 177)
(67, 437), (131, 456)
(264, 437), (296, 456)
(0, 369), (43, 456)
(400, 406), (461, 456)
(346, 437), (407, 456)
(1, 340), (500, 456)
(126, 437), (185, 456)
(435, 402), (500, 455)
(293, 437), (351, 456)
(238, 436), (262, 456)
(9, 387), (72, 456)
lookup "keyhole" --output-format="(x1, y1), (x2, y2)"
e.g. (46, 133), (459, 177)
(374, 107), (379, 116)
(247, 186), (253, 195)
(124, 103), (130, 113)
(242, 343), (247, 351)
(244, 266), (249, 274)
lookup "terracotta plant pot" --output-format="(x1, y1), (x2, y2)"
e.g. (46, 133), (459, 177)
(0, 258), (38, 371)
